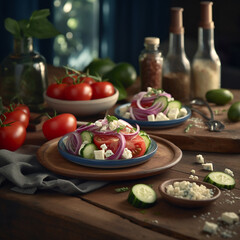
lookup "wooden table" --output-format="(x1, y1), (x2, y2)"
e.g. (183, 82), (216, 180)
(0, 67), (240, 240)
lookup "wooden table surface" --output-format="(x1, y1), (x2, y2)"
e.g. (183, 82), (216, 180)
(0, 66), (240, 240)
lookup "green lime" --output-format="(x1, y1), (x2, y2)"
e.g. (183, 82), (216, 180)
(228, 101), (240, 122)
(83, 58), (115, 77)
(103, 62), (137, 88)
(206, 89), (233, 105)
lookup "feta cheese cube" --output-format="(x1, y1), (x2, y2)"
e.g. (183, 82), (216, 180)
(224, 168), (234, 177)
(109, 120), (118, 131)
(100, 144), (107, 151)
(147, 114), (155, 122)
(193, 176), (199, 180)
(95, 120), (102, 127)
(147, 87), (153, 93)
(123, 112), (131, 119)
(178, 108), (188, 118)
(94, 150), (105, 160)
(122, 148), (132, 159)
(202, 163), (213, 171)
(105, 150), (114, 158)
(190, 169), (196, 174)
(196, 154), (205, 164)
(189, 175), (194, 179)
(167, 108), (179, 120)
(221, 212), (239, 224)
(100, 125), (107, 132)
(117, 119), (127, 127)
(156, 112), (169, 121)
(119, 105), (129, 116)
(203, 221), (218, 234)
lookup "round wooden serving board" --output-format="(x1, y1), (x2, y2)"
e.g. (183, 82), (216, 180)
(36, 135), (182, 181)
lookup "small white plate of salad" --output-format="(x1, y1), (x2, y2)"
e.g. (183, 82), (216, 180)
(115, 88), (191, 128)
(58, 115), (158, 168)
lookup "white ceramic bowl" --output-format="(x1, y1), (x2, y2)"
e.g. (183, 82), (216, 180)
(44, 88), (119, 116)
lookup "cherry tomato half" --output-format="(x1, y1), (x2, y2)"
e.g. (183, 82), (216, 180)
(42, 113), (77, 140)
(93, 134), (146, 158)
(63, 83), (92, 101)
(0, 121), (26, 151)
(91, 82), (115, 99)
(46, 83), (68, 99)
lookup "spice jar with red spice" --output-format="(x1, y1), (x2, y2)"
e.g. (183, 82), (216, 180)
(139, 37), (163, 91)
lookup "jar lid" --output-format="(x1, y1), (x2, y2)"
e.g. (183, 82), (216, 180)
(169, 7), (184, 34)
(144, 37), (160, 45)
(199, 1), (214, 29)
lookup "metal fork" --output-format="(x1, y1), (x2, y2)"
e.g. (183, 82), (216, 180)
(190, 98), (225, 132)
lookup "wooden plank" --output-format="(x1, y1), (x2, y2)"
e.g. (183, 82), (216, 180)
(0, 187), (174, 240)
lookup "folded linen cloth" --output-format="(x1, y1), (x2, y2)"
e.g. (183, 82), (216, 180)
(0, 147), (108, 195)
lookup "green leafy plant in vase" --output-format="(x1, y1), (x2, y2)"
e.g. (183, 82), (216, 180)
(0, 9), (60, 111)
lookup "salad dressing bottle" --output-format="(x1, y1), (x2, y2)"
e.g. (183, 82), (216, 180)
(192, 1), (221, 99)
(162, 7), (191, 103)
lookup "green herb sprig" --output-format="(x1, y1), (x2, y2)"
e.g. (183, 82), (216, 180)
(4, 9), (60, 39)
(115, 187), (129, 193)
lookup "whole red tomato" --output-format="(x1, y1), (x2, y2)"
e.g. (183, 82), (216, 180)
(63, 83), (92, 100)
(1, 109), (29, 128)
(91, 82), (115, 99)
(80, 76), (96, 85)
(46, 83), (67, 99)
(0, 121), (26, 151)
(42, 113), (77, 140)
(8, 104), (30, 118)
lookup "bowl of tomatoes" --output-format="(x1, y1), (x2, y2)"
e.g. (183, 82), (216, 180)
(44, 84), (119, 116)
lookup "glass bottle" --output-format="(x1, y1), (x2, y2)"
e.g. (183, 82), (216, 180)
(139, 37), (163, 91)
(192, 1), (221, 99)
(162, 7), (191, 103)
(0, 37), (48, 111)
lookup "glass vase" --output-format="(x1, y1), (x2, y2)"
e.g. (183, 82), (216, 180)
(0, 37), (48, 112)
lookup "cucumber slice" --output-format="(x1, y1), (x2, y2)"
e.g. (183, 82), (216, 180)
(154, 96), (168, 111)
(128, 184), (157, 208)
(80, 131), (93, 143)
(204, 171), (235, 190)
(168, 100), (182, 110)
(80, 143), (98, 159)
(140, 135), (151, 152)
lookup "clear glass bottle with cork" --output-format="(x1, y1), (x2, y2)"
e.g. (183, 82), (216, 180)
(139, 37), (163, 91)
(162, 7), (191, 103)
(192, 1), (221, 99)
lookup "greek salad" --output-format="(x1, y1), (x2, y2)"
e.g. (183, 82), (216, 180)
(64, 115), (151, 160)
(119, 87), (188, 121)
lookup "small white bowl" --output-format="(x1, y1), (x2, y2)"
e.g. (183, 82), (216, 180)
(44, 88), (119, 116)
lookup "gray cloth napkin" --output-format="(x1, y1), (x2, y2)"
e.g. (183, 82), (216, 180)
(0, 148), (108, 195)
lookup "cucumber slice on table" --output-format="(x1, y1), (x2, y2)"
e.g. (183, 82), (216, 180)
(153, 96), (168, 111)
(204, 171), (235, 190)
(80, 131), (93, 143)
(168, 100), (182, 110)
(128, 184), (157, 208)
(80, 143), (98, 159)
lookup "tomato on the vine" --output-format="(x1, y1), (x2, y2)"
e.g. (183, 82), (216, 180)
(62, 75), (79, 85)
(0, 121), (26, 151)
(91, 82), (115, 99)
(63, 83), (92, 100)
(80, 76), (96, 85)
(42, 113), (77, 140)
(1, 109), (29, 128)
(8, 104), (30, 118)
(46, 83), (68, 99)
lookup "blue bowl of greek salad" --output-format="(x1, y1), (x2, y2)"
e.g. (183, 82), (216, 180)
(115, 88), (191, 128)
(58, 115), (158, 168)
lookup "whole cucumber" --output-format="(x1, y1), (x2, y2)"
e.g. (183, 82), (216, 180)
(206, 89), (233, 105)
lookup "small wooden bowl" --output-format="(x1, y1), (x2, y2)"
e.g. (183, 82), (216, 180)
(159, 178), (221, 208)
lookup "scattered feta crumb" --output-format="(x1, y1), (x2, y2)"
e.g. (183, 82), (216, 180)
(100, 125), (107, 132)
(189, 175), (194, 179)
(122, 148), (132, 159)
(109, 120), (118, 131)
(203, 221), (218, 234)
(178, 108), (188, 118)
(105, 150), (114, 158)
(147, 114), (155, 121)
(221, 212), (239, 224)
(202, 163), (213, 171)
(156, 112), (169, 121)
(100, 144), (107, 151)
(95, 120), (102, 127)
(94, 150), (105, 160)
(193, 176), (199, 180)
(191, 169), (196, 174)
(224, 168), (234, 177)
(167, 108), (180, 120)
(196, 154), (205, 164)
